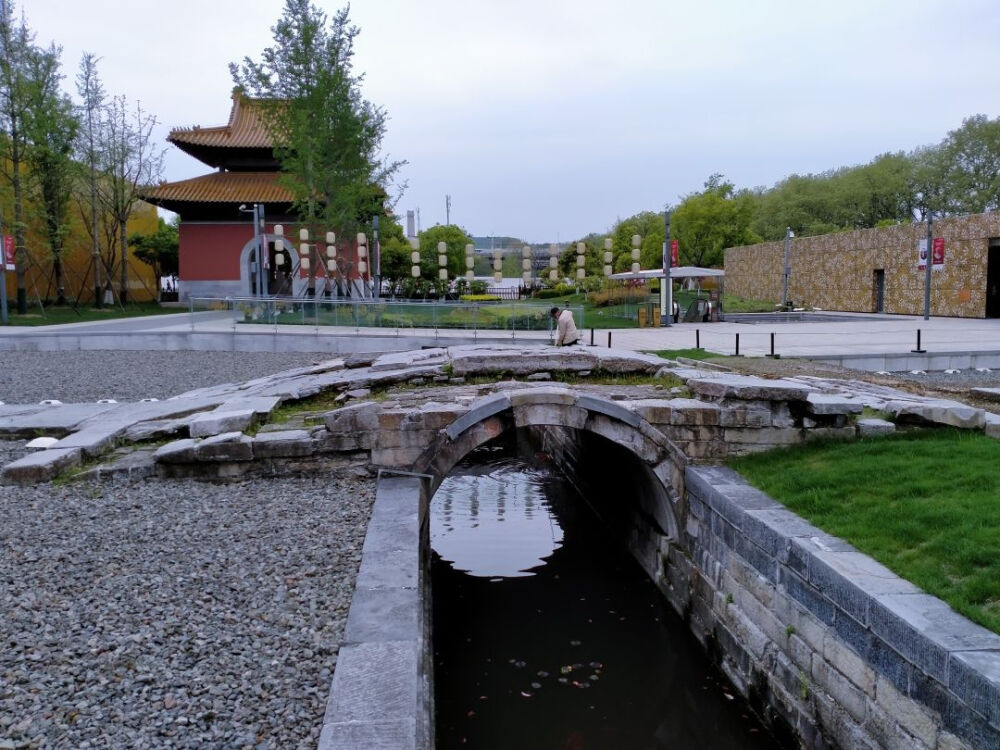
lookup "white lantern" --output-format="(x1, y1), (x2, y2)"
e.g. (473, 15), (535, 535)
(411, 251), (421, 264)
(274, 225), (284, 237)
(299, 243), (310, 257)
(577, 268), (586, 280)
(465, 257), (474, 269)
(493, 259), (502, 271)
(411, 265), (421, 278)
(327, 259), (336, 272)
(522, 258), (531, 271)
(439, 268), (448, 280)
(604, 251), (613, 264)
(549, 257), (558, 269)
(577, 255), (586, 267)
(631, 234), (640, 248)
(465, 243), (474, 255)
(274, 254), (285, 266)
(631, 248), (640, 261)
(493, 250), (502, 262)
(409, 237), (420, 249)
(300, 257), (311, 271)
(358, 259), (368, 274)
(326, 245), (336, 258)
(326, 231), (335, 244)
(522, 245), (531, 259)
(299, 228), (309, 242)
(631, 262), (640, 273)
(577, 242), (585, 254)
(549, 269), (558, 281)
(357, 232), (367, 246)
(438, 241), (447, 253)
(466, 270), (474, 281)
(603, 264), (612, 276)
(438, 254), (448, 266)
(604, 238), (612, 251)
(494, 271), (502, 283)
(522, 270), (531, 282)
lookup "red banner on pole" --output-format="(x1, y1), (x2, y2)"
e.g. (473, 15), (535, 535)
(670, 239), (679, 267)
(3, 235), (14, 271)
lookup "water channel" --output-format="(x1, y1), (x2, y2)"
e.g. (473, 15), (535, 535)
(431, 434), (785, 750)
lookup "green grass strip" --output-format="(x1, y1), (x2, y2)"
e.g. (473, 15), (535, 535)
(728, 429), (1000, 634)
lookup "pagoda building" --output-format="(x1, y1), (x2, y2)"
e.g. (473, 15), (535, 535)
(141, 91), (361, 300)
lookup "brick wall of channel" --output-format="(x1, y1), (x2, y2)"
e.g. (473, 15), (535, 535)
(724, 212), (1000, 317)
(661, 466), (999, 750)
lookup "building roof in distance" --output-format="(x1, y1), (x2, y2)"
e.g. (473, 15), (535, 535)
(169, 91), (273, 150)
(140, 171), (293, 210)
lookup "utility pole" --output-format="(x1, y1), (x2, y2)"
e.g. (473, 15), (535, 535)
(446, 195), (451, 225)
(0, 214), (8, 325)
(923, 213), (933, 320)
(372, 214), (380, 300)
(660, 210), (672, 326)
(782, 227), (794, 309)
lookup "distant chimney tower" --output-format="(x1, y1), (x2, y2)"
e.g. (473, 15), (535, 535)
(406, 210), (416, 238)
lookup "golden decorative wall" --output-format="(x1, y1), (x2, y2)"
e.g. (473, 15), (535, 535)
(724, 213), (1000, 318)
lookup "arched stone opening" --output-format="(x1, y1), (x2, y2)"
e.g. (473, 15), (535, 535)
(238, 234), (301, 296)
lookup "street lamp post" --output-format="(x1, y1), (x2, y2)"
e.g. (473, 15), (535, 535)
(923, 213), (934, 320)
(239, 203), (265, 297)
(781, 227), (794, 309)
(661, 210), (672, 327)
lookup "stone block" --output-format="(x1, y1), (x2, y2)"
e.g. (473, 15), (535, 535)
(576, 393), (642, 428)
(324, 639), (418, 722)
(834, 611), (911, 694)
(371, 446), (424, 469)
(885, 399), (985, 430)
(584, 413), (663, 463)
(822, 631), (876, 696)
(984, 412), (1000, 439)
(688, 374), (812, 402)
(875, 674), (940, 748)
(804, 426), (857, 441)
(806, 392), (865, 415)
(319, 720), (416, 750)
(344, 588), (420, 644)
(313, 429), (370, 453)
(781, 568), (835, 625)
(590, 348), (671, 373)
(443, 392), (511, 440)
(857, 418), (895, 437)
(719, 407), (772, 428)
(189, 408), (255, 438)
(948, 650), (1000, 729)
(627, 399), (674, 425)
(51, 427), (120, 457)
(195, 432), (254, 462)
(513, 403), (587, 429)
(667, 398), (722, 426)
(970, 387), (1000, 402)
(324, 401), (379, 434)
(370, 347), (447, 372)
(2, 447), (81, 483)
(153, 438), (199, 464)
(724, 426), (802, 445)
(252, 429), (315, 458)
(506, 386), (576, 407)
(412, 402), (467, 430)
(812, 657), (868, 724)
(217, 395), (282, 418)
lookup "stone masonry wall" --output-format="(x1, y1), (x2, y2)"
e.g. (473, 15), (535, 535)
(724, 212), (1000, 317)
(661, 466), (1000, 750)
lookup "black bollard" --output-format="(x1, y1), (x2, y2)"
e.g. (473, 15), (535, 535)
(911, 329), (926, 354)
(608, 331), (612, 349)
(736, 333), (740, 356)
(696, 329), (700, 349)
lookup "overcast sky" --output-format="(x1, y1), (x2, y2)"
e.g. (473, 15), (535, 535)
(26, 0), (1000, 242)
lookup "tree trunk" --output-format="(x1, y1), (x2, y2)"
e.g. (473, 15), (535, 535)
(54, 251), (65, 305)
(12, 147), (26, 314)
(119, 218), (127, 305)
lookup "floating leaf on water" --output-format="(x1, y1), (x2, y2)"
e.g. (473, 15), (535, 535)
(569, 640), (581, 646)
(513, 660), (527, 669)
(723, 692), (734, 701)
(537, 671), (549, 678)
(467, 710), (476, 717)
(560, 666), (573, 674)
(557, 677), (568, 684)
(531, 682), (542, 689)
(479, 696), (488, 701)
(588, 662), (603, 669)
(588, 675), (599, 681)
(520, 691), (533, 698)
(578, 682), (591, 689)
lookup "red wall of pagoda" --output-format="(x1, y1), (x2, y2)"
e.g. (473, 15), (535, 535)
(179, 223), (251, 281)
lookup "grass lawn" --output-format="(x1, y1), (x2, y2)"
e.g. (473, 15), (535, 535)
(650, 348), (723, 362)
(6, 302), (182, 326)
(728, 429), (1000, 634)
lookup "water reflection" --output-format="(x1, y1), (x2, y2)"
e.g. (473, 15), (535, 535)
(431, 456), (564, 578)
(432, 439), (786, 750)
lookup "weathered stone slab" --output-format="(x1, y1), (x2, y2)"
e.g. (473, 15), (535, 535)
(252, 429), (314, 458)
(507, 386), (575, 408)
(806, 392), (864, 415)
(948, 649), (1000, 728)
(668, 398), (722, 426)
(153, 438), (199, 464)
(122, 418), (188, 442)
(589, 348), (672, 374)
(344, 588), (420, 644)
(0, 402), (119, 436)
(2, 447), (82, 483)
(195, 431), (253, 462)
(189, 408), (255, 438)
(216, 395), (282, 418)
(857, 418), (895, 437)
(370, 347), (448, 372)
(884, 399), (985, 430)
(444, 392), (511, 440)
(447, 345), (598, 376)
(576, 393), (642, 428)
(688, 375), (813, 402)
(324, 401), (379, 434)
(51, 427), (120, 457)
(984, 412), (1000, 439)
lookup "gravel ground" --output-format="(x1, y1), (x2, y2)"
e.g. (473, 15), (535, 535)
(0, 455), (374, 749)
(0, 351), (329, 404)
(0, 351), (376, 749)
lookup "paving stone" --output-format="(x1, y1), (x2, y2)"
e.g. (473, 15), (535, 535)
(194, 431), (254, 462)
(884, 399), (985, 430)
(370, 347), (447, 372)
(806, 392), (864, 415)
(324, 401), (379, 434)
(0, 402), (119, 436)
(687, 374), (813, 402)
(447, 345), (598, 376)
(188, 408), (255, 438)
(153, 438), (200, 464)
(216, 395), (283, 418)
(857, 417), (895, 437)
(252, 429), (315, 458)
(2, 447), (82, 483)
(50, 427), (121, 457)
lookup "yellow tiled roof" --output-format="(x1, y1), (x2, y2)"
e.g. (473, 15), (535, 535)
(168, 92), (274, 149)
(140, 171), (293, 204)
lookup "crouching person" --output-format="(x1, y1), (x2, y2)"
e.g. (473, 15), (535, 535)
(550, 306), (580, 346)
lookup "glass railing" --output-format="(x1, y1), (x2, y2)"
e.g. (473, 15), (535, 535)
(188, 296), (583, 340)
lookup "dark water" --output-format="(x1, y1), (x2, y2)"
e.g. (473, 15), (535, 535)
(431, 443), (780, 750)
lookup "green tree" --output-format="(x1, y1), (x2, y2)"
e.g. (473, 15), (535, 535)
(939, 114), (1000, 214)
(671, 175), (759, 266)
(130, 217), (178, 301)
(609, 211), (665, 272)
(26, 45), (78, 305)
(231, 1), (404, 236)
(75, 52), (105, 307)
(0, 1), (51, 313)
(417, 224), (472, 284)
